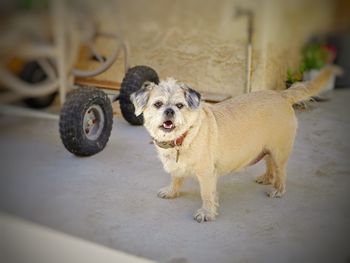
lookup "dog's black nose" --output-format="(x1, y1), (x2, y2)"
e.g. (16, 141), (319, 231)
(164, 108), (175, 117)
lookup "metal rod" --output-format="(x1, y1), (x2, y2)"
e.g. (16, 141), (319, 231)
(234, 7), (254, 93)
(52, 0), (67, 105)
(0, 104), (59, 120)
(0, 65), (59, 96)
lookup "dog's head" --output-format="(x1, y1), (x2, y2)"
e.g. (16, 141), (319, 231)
(130, 78), (201, 141)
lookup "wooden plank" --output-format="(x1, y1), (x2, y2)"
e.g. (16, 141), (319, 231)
(74, 77), (121, 90)
(75, 76), (230, 103)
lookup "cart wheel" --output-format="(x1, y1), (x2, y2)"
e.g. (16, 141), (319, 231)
(19, 61), (57, 109)
(120, 65), (159, 125)
(59, 87), (113, 156)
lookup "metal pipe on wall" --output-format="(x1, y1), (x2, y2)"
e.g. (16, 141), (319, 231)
(234, 7), (254, 93)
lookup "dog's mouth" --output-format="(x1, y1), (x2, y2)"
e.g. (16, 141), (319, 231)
(160, 120), (175, 132)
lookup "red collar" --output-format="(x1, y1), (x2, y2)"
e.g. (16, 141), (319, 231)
(154, 131), (189, 149)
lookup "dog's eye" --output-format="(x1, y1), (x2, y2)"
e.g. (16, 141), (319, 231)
(176, 103), (184, 109)
(153, 101), (163, 109)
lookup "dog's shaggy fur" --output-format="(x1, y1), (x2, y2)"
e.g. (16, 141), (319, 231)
(131, 66), (340, 222)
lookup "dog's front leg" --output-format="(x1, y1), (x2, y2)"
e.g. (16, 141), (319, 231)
(157, 175), (184, 199)
(194, 174), (218, 223)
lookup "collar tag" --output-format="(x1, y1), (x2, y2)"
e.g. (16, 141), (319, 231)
(155, 140), (175, 149)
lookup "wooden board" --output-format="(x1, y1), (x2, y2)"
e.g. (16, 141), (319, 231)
(75, 75), (231, 104)
(74, 77), (121, 91)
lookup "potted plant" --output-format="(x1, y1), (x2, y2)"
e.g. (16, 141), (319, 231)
(301, 43), (337, 97)
(286, 42), (337, 98)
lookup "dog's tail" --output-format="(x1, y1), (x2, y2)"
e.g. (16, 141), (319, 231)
(281, 65), (343, 104)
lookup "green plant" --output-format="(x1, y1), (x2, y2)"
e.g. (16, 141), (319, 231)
(286, 68), (303, 87)
(286, 42), (337, 86)
(300, 43), (330, 71)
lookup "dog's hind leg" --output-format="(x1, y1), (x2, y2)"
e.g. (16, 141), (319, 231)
(267, 148), (291, 198)
(157, 176), (184, 199)
(255, 155), (274, 185)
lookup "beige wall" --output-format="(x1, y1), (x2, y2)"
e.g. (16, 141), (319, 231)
(95, 0), (335, 97)
(251, 0), (334, 92)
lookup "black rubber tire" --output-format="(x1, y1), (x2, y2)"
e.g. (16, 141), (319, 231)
(119, 65), (159, 125)
(59, 86), (113, 156)
(19, 61), (57, 109)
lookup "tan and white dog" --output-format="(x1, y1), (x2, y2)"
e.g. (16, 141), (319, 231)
(130, 66), (340, 223)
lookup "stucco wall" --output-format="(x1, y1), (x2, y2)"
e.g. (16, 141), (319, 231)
(95, 0), (335, 97)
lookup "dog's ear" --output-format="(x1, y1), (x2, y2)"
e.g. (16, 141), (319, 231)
(181, 84), (201, 109)
(130, 81), (154, 116)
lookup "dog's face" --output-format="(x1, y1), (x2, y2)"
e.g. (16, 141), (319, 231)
(130, 78), (201, 141)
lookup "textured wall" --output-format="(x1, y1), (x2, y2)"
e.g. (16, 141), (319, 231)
(251, 0), (334, 92)
(93, 0), (335, 97)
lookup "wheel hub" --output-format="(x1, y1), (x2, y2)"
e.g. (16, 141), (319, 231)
(83, 105), (104, 140)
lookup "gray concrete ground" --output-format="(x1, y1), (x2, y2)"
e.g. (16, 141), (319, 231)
(0, 90), (350, 263)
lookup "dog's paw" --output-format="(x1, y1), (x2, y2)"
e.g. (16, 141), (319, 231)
(157, 186), (179, 199)
(193, 208), (216, 223)
(267, 189), (285, 198)
(255, 174), (273, 185)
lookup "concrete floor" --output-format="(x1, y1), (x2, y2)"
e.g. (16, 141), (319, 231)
(0, 90), (350, 263)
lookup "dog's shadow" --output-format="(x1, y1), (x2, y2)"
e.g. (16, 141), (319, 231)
(178, 177), (270, 208)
